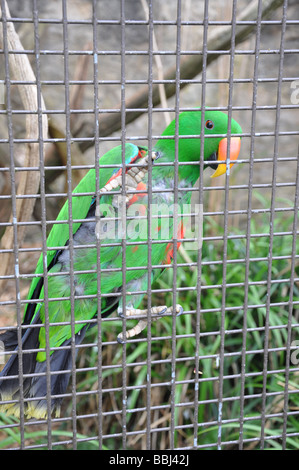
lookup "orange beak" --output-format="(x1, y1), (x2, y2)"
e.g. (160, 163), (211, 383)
(211, 137), (241, 178)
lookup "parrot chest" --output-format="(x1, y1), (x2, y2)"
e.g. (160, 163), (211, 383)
(48, 174), (192, 302)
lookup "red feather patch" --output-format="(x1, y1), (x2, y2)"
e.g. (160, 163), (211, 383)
(165, 221), (186, 264)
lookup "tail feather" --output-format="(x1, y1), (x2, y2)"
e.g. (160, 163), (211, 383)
(0, 329), (18, 350)
(0, 312), (41, 417)
(27, 324), (88, 419)
(0, 315), (88, 420)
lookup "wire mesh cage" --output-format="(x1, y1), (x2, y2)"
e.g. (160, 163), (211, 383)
(0, 0), (298, 451)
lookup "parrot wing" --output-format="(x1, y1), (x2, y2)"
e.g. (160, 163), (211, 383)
(24, 143), (143, 324)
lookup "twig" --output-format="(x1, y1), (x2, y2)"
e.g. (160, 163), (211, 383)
(79, 0), (284, 152)
(0, 0), (48, 288)
(140, 0), (171, 127)
(181, 0), (192, 52)
(46, 118), (87, 191)
(179, 245), (196, 272)
(69, 41), (92, 134)
(42, 46), (91, 191)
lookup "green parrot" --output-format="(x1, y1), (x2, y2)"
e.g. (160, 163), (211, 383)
(0, 110), (242, 419)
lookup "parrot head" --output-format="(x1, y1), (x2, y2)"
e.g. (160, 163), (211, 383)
(154, 109), (242, 181)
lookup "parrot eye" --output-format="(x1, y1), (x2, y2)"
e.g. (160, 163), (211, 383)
(205, 120), (214, 130)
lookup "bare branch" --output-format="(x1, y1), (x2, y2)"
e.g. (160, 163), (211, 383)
(0, 0), (48, 286)
(140, 0), (171, 127)
(79, 0), (283, 152)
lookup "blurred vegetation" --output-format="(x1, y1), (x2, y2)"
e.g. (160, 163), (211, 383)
(1, 193), (298, 450)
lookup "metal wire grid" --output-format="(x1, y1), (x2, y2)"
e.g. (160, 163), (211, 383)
(0, 0), (298, 450)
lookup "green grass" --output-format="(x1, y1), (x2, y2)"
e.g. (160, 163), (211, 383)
(0, 197), (298, 449)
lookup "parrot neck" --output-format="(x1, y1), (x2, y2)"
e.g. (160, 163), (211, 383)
(153, 141), (201, 188)
(151, 172), (194, 206)
(150, 159), (198, 207)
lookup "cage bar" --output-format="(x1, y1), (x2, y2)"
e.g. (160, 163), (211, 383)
(0, 0), (298, 451)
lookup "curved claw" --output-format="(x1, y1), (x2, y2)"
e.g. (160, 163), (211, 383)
(158, 306), (168, 316)
(176, 305), (184, 316)
(117, 307), (126, 319)
(117, 334), (126, 344)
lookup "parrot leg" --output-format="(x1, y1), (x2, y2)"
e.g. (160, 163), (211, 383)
(117, 304), (183, 343)
(100, 150), (159, 204)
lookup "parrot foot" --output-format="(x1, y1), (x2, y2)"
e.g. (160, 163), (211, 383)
(117, 304), (183, 343)
(100, 151), (159, 205)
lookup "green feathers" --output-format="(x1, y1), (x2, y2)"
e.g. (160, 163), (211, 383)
(0, 110), (242, 419)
